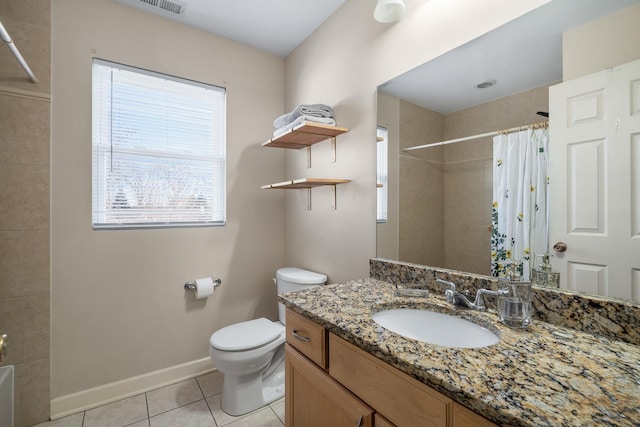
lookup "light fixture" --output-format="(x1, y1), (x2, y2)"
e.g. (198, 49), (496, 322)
(476, 79), (497, 89)
(374, 0), (406, 23)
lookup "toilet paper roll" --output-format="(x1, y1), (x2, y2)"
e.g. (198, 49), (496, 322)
(194, 277), (215, 299)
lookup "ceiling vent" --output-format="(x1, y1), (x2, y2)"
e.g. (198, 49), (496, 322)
(158, 0), (184, 15)
(116, 0), (187, 17)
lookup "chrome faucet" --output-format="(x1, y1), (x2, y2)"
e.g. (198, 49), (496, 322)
(436, 279), (507, 311)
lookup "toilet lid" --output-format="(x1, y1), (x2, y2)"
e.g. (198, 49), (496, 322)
(210, 318), (283, 351)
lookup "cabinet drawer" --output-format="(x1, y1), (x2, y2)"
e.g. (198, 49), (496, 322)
(285, 308), (327, 368)
(329, 333), (451, 427)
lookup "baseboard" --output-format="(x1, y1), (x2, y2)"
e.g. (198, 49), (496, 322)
(50, 357), (215, 420)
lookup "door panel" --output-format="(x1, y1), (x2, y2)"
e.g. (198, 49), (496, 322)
(549, 59), (640, 300)
(567, 138), (605, 232)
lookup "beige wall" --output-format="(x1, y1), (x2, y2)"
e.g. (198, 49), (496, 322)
(0, 1), (51, 425)
(51, 0), (285, 406)
(563, 2), (640, 81)
(284, 0), (551, 283)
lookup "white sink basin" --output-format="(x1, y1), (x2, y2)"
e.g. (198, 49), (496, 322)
(372, 308), (500, 349)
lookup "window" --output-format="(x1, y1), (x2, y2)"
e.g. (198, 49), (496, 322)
(92, 59), (226, 229)
(376, 126), (388, 223)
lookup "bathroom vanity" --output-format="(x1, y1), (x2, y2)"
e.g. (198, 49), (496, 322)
(285, 308), (495, 426)
(280, 265), (640, 426)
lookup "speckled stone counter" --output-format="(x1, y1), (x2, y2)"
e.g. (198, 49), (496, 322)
(370, 258), (640, 346)
(279, 279), (640, 427)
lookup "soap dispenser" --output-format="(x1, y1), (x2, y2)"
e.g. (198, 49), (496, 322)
(531, 254), (560, 288)
(497, 260), (532, 329)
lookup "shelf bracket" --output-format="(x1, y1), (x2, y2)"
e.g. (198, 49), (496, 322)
(332, 185), (337, 210)
(331, 137), (336, 162)
(307, 188), (312, 210)
(307, 146), (311, 169)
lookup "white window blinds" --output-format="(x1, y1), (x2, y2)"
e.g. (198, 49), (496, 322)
(92, 59), (226, 229)
(377, 127), (388, 223)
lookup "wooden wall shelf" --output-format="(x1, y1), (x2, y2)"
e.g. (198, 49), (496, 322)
(262, 178), (350, 210)
(263, 122), (349, 149)
(263, 122), (349, 167)
(261, 122), (350, 209)
(261, 178), (350, 189)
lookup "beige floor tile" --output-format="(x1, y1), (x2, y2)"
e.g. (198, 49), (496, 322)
(206, 393), (276, 427)
(126, 420), (150, 427)
(30, 412), (84, 427)
(146, 379), (204, 417)
(83, 394), (147, 427)
(205, 393), (239, 426)
(269, 398), (285, 424)
(196, 371), (224, 397)
(149, 400), (214, 427)
(224, 407), (283, 427)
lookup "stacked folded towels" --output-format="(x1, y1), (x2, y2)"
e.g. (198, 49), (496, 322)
(273, 104), (335, 137)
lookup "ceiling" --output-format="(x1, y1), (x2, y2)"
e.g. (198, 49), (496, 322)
(114, 0), (347, 57)
(379, 0), (640, 114)
(114, 0), (638, 112)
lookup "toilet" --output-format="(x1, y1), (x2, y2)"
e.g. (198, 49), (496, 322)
(209, 267), (327, 416)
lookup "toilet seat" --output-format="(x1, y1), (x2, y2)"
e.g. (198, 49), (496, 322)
(210, 318), (283, 352)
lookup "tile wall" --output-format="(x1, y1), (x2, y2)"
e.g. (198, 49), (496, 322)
(398, 100), (445, 266)
(396, 85), (550, 276)
(0, 0), (52, 425)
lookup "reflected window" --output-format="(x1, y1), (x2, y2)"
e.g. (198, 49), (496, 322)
(377, 127), (388, 223)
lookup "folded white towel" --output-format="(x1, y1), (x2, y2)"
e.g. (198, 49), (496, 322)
(273, 115), (336, 138)
(273, 104), (334, 129)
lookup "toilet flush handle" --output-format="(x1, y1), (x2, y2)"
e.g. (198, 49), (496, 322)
(292, 330), (311, 343)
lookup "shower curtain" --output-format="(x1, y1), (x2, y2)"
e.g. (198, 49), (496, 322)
(491, 126), (549, 279)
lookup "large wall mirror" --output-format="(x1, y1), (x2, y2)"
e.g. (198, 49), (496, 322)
(376, 0), (640, 301)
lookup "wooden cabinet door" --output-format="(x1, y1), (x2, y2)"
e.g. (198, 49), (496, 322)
(329, 333), (450, 427)
(285, 344), (373, 427)
(452, 402), (497, 427)
(374, 414), (396, 427)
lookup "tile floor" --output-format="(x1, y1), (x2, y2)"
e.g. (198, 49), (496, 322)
(32, 371), (285, 427)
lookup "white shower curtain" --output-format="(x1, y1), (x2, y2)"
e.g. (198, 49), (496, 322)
(491, 126), (549, 279)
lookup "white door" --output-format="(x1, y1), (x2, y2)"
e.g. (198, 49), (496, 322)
(549, 59), (640, 301)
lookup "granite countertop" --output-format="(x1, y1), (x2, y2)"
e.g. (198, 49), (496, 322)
(279, 278), (640, 427)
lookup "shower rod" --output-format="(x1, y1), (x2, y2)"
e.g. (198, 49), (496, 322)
(0, 19), (38, 83)
(404, 120), (549, 152)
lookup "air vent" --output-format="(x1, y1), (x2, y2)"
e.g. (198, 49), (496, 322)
(116, 0), (186, 16)
(158, 0), (183, 14)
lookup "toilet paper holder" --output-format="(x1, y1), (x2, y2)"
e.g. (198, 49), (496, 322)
(184, 278), (222, 291)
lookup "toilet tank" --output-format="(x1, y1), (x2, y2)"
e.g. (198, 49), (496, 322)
(276, 267), (327, 324)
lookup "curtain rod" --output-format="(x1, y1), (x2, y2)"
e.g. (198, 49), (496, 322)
(0, 20), (38, 83)
(403, 120), (548, 152)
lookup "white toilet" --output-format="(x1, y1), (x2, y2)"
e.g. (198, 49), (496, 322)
(209, 267), (327, 416)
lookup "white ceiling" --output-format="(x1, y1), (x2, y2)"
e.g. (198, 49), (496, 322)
(115, 0), (639, 112)
(114, 0), (347, 57)
(379, 0), (640, 114)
